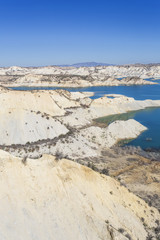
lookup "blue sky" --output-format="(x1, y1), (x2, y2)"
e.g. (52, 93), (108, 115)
(0, 0), (160, 66)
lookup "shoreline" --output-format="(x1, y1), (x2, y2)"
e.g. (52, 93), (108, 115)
(3, 81), (157, 88)
(2, 77), (157, 88)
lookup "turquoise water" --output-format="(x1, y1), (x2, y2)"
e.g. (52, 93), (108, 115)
(10, 79), (160, 149)
(96, 107), (160, 149)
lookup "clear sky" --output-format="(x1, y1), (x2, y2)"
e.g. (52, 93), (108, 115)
(0, 0), (160, 66)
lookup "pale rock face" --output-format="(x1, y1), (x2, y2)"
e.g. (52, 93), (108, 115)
(0, 90), (65, 116)
(89, 95), (160, 119)
(0, 65), (159, 87)
(0, 150), (159, 240)
(55, 134), (98, 159)
(43, 119), (147, 160)
(0, 65), (160, 78)
(0, 89), (92, 145)
(0, 109), (69, 145)
(60, 95), (160, 131)
(0, 88), (160, 151)
(2, 74), (156, 87)
(105, 119), (147, 147)
(79, 119), (147, 149)
(13, 74), (44, 84)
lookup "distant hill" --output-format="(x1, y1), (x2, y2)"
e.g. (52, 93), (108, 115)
(59, 62), (114, 67)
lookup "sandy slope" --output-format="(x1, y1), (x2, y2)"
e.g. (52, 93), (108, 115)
(0, 150), (159, 240)
(0, 88), (91, 145)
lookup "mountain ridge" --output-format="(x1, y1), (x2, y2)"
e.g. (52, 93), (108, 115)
(58, 62), (114, 67)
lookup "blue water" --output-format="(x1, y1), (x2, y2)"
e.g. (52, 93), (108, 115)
(127, 107), (160, 149)
(11, 79), (160, 100)
(96, 107), (160, 149)
(10, 79), (160, 149)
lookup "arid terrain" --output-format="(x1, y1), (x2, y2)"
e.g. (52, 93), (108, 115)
(0, 150), (159, 240)
(0, 64), (160, 87)
(0, 85), (159, 240)
(0, 65), (160, 239)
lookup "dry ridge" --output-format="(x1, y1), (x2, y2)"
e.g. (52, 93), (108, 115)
(0, 150), (159, 240)
(0, 65), (159, 87)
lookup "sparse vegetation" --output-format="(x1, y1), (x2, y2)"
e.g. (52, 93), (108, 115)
(55, 150), (63, 160)
(118, 228), (125, 234)
(22, 156), (27, 165)
(146, 234), (154, 240)
(101, 168), (109, 175)
(125, 233), (132, 240)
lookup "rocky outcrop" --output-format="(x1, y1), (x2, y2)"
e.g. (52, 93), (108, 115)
(1, 74), (154, 87)
(0, 150), (159, 240)
(0, 88), (159, 149)
(0, 89), (92, 145)
(0, 65), (160, 78)
(59, 94), (160, 129)
(0, 64), (159, 87)
(82, 119), (147, 148)
(0, 109), (69, 145)
(48, 120), (147, 160)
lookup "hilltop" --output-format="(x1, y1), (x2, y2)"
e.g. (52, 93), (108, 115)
(58, 62), (113, 67)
